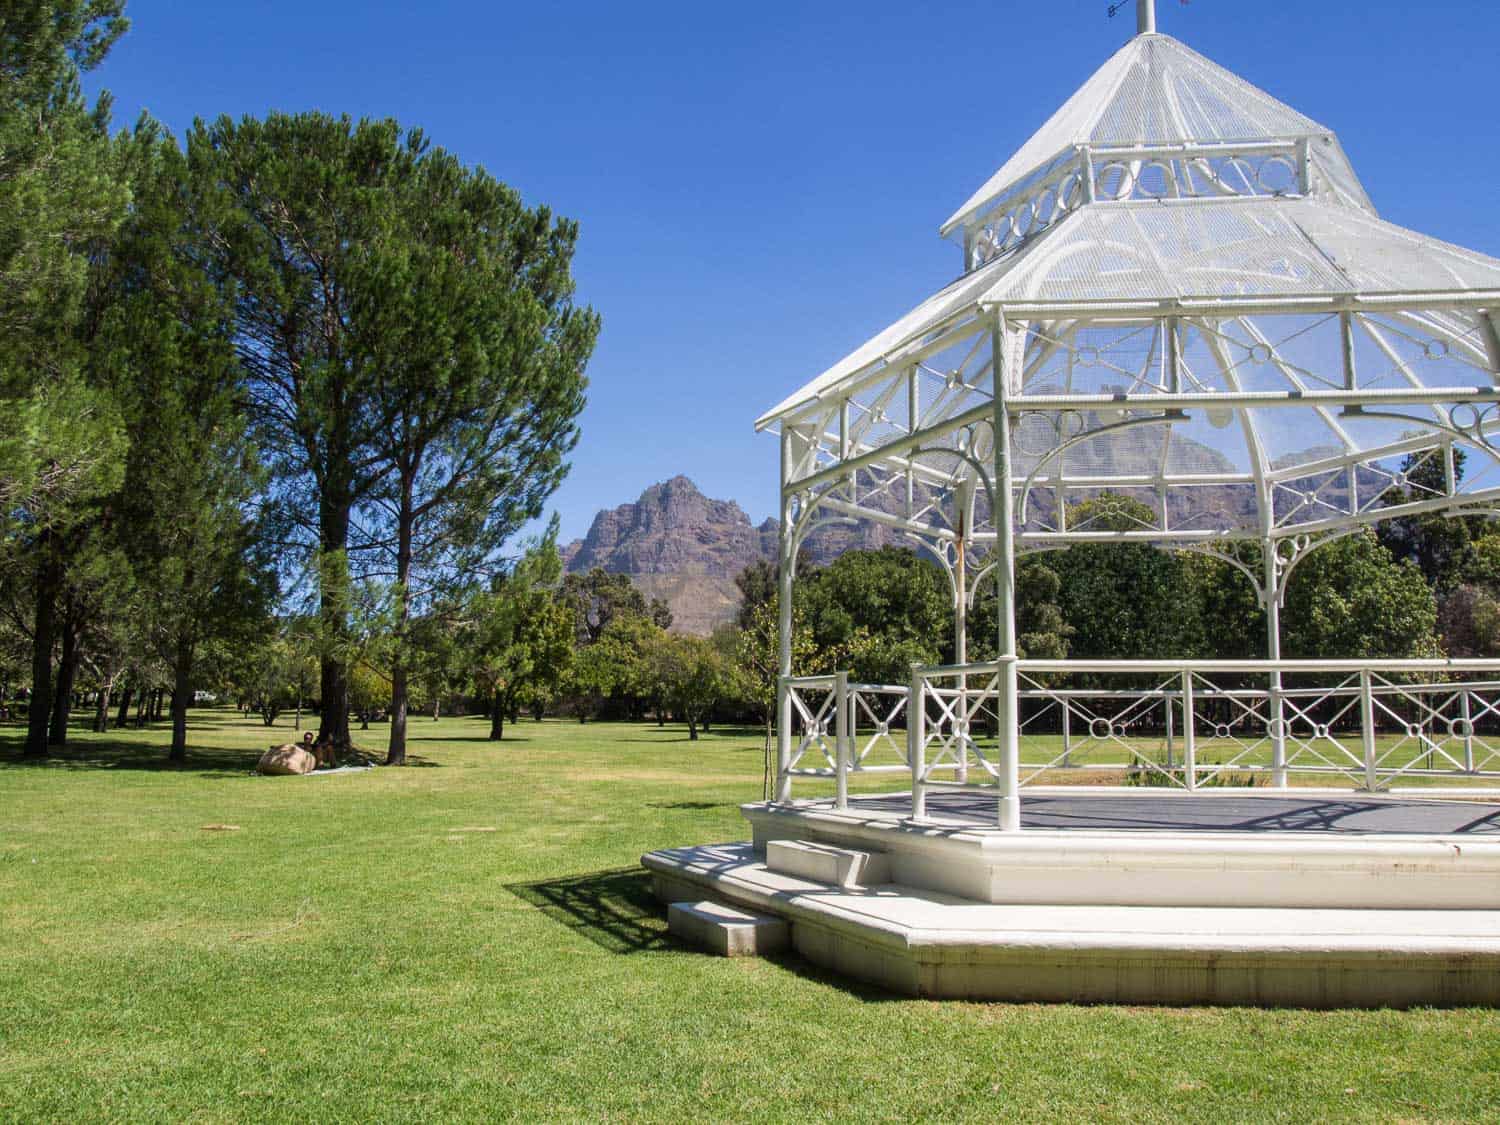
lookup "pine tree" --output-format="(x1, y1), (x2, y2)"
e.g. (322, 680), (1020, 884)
(351, 144), (597, 764)
(103, 124), (276, 762)
(1, 2), (130, 757)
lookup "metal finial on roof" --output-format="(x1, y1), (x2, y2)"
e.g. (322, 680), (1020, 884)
(1138, 0), (1157, 35)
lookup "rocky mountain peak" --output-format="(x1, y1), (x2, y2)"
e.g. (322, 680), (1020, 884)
(559, 474), (895, 634)
(560, 476), (773, 579)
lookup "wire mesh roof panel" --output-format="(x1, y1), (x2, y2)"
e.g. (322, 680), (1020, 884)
(942, 32), (1371, 235)
(760, 202), (1500, 427)
(993, 200), (1500, 305)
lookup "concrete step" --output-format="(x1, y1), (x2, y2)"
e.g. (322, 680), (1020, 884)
(766, 838), (890, 888)
(667, 900), (788, 957)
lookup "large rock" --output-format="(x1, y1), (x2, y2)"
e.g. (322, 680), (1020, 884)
(257, 744), (315, 776)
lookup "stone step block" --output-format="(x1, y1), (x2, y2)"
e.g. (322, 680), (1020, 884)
(668, 900), (788, 957)
(766, 838), (890, 888)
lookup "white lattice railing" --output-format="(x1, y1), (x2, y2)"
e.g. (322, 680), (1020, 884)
(1007, 660), (1500, 793)
(779, 660), (1500, 811)
(780, 674), (916, 809)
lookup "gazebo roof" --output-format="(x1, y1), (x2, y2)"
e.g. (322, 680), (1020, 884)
(941, 32), (1371, 237)
(761, 23), (1500, 549)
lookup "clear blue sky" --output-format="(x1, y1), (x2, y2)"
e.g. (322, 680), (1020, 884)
(86, 0), (1500, 543)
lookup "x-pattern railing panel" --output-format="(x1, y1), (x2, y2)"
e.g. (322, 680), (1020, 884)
(784, 677), (838, 774)
(917, 672), (1004, 783)
(1364, 674), (1500, 781)
(1015, 675), (1188, 786)
(849, 685), (909, 770)
(1273, 675), (1367, 784)
(1184, 675), (1275, 785)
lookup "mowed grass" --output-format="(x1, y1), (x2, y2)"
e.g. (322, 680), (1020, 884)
(2, 710), (1498, 1123)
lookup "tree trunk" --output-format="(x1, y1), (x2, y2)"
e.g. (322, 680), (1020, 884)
(489, 689), (504, 740)
(294, 689), (302, 730)
(25, 541), (61, 759)
(93, 668), (116, 733)
(387, 664), (409, 764)
(688, 715), (698, 741)
(169, 634), (193, 764)
(386, 471), (415, 765)
(432, 695), (440, 721)
(115, 685), (132, 729)
(48, 608), (81, 746)
(153, 688), (164, 722)
(314, 475), (356, 752)
(134, 688), (147, 728)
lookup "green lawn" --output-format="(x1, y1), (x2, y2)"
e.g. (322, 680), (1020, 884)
(2, 710), (1497, 1123)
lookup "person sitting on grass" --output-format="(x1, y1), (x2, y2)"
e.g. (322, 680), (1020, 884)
(301, 730), (336, 769)
(313, 732), (336, 769)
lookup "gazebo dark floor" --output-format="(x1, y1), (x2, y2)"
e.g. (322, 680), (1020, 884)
(826, 790), (1500, 835)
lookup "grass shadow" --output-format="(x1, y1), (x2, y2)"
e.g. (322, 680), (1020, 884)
(758, 948), (904, 1003)
(645, 800), (739, 811)
(0, 738), (261, 779)
(506, 866), (684, 955)
(426, 735), (532, 744)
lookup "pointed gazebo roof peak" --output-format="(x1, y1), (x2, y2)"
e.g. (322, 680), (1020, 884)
(941, 32), (1372, 245)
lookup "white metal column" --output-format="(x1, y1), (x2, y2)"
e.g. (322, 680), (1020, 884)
(1264, 541), (1288, 788)
(953, 478), (972, 786)
(992, 315), (1022, 832)
(774, 431), (796, 803)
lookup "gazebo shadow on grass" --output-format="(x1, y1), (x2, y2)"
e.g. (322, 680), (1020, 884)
(508, 865), (907, 998)
(507, 867), (689, 954)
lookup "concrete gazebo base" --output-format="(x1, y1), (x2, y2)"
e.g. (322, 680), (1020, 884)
(642, 792), (1500, 1006)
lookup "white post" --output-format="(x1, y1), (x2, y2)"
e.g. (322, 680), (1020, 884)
(1359, 669), (1379, 792)
(774, 433), (796, 803)
(1061, 696), (1072, 767)
(992, 316), (1021, 832)
(953, 478), (971, 785)
(1462, 688), (1475, 773)
(1137, 0), (1156, 35)
(1181, 669), (1197, 791)
(1264, 542), (1288, 788)
(909, 664), (927, 821)
(835, 670), (849, 811)
(1164, 685), (1175, 769)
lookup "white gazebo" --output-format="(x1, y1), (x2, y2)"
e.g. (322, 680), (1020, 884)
(755, 0), (1500, 828)
(645, 2), (1500, 1005)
